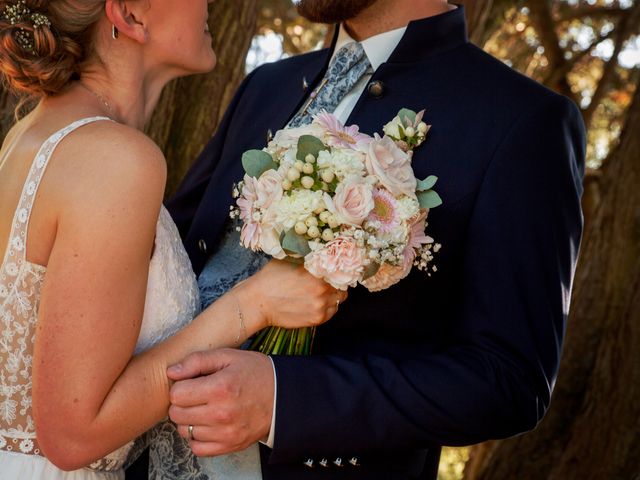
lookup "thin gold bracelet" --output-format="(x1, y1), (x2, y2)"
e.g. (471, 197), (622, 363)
(233, 292), (247, 345)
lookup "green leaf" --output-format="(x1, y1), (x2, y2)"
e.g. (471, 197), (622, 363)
(417, 190), (443, 209)
(398, 108), (417, 127)
(242, 150), (278, 178)
(297, 135), (328, 161)
(417, 175), (438, 192)
(281, 229), (312, 257)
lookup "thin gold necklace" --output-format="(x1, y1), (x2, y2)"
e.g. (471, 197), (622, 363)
(78, 82), (114, 118)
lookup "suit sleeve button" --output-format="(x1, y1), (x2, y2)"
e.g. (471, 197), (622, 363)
(198, 239), (207, 254)
(303, 458), (314, 468)
(319, 458), (329, 467)
(349, 457), (360, 466)
(334, 458), (343, 467)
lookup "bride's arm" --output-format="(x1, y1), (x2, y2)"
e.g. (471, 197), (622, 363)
(32, 127), (339, 470)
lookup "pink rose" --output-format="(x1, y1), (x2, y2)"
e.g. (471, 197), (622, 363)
(366, 134), (417, 197)
(304, 236), (367, 290)
(272, 123), (326, 149)
(328, 176), (374, 226)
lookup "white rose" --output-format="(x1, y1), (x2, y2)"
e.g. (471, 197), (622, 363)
(382, 116), (403, 139)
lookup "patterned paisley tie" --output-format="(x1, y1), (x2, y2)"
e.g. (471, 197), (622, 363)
(288, 41), (372, 127)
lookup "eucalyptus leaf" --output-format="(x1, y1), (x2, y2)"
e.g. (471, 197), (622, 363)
(282, 229), (312, 257)
(398, 108), (417, 127)
(297, 135), (328, 161)
(417, 190), (443, 209)
(417, 175), (438, 192)
(242, 150), (278, 178)
(362, 262), (381, 281)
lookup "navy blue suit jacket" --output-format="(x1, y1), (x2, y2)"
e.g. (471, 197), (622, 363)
(166, 6), (586, 479)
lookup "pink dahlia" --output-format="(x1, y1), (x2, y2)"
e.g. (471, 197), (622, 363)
(314, 111), (372, 150)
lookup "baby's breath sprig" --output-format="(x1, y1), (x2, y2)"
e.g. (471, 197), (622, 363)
(1, 0), (52, 54)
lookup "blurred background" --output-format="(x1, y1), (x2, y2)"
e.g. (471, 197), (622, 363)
(1, 1), (638, 479)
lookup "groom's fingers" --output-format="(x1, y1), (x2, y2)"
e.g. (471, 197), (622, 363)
(169, 403), (218, 427)
(169, 377), (213, 407)
(167, 349), (231, 381)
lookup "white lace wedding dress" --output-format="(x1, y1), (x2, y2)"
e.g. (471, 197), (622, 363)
(0, 117), (201, 479)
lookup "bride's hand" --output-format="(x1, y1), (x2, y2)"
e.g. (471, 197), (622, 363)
(237, 259), (347, 330)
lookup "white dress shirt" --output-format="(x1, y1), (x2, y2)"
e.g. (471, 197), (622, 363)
(264, 23), (407, 449)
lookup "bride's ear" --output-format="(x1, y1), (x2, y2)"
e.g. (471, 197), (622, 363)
(105, 0), (149, 45)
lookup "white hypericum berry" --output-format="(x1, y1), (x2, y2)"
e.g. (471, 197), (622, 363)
(294, 160), (305, 172)
(327, 215), (340, 229)
(321, 229), (335, 242)
(418, 122), (428, 134)
(307, 226), (320, 239)
(282, 179), (292, 190)
(302, 163), (315, 174)
(305, 216), (318, 228)
(405, 126), (416, 138)
(301, 176), (315, 189)
(295, 222), (308, 235)
(305, 154), (316, 164)
(287, 168), (301, 182)
(321, 170), (335, 183)
(319, 211), (332, 224)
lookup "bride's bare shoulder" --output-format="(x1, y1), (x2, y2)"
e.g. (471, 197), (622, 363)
(50, 120), (167, 210)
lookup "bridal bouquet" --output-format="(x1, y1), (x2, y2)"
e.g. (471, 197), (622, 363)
(231, 109), (442, 355)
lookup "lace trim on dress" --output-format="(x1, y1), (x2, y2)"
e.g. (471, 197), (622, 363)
(0, 117), (112, 459)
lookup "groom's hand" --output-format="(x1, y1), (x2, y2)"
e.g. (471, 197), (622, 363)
(167, 348), (275, 457)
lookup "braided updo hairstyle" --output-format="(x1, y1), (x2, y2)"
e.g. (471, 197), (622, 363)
(0, 0), (105, 97)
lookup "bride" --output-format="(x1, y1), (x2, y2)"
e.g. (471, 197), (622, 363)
(0, 0), (346, 478)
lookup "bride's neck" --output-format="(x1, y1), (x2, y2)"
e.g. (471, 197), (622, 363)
(76, 62), (171, 130)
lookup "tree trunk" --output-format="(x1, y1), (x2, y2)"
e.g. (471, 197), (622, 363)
(464, 79), (640, 480)
(459, 0), (518, 47)
(0, 89), (18, 142)
(146, 0), (259, 197)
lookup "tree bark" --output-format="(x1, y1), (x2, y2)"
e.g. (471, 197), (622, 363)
(459, 0), (517, 47)
(145, 0), (259, 197)
(464, 77), (640, 480)
(0, 89), (18, 143)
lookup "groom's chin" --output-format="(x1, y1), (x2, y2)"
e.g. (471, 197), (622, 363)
(295, 0), (379, 24)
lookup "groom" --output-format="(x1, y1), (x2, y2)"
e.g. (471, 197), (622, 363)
(165, 1), (585, 478)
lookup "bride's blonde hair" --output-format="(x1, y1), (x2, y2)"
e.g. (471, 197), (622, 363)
(0, 0), (105, 97)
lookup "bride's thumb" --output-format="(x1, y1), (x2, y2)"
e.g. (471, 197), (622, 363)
(167, 349), (229, 381)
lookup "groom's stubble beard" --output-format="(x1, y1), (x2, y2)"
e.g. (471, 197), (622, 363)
(295, 0), (380, 24)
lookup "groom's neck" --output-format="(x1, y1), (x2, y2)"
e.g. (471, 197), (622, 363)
(344, 0), (457, 41)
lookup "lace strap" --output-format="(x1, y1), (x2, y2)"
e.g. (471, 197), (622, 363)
(0, 116), (112, 274)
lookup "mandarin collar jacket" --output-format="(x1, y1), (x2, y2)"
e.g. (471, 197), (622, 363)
(166, 5), (585, 479)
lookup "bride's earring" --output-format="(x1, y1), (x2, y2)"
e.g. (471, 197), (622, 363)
(111, 24), (119, 40)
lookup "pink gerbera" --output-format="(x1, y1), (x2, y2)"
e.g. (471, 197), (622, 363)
(367, 188), (401, 234)
(314, 110), (372, 150)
